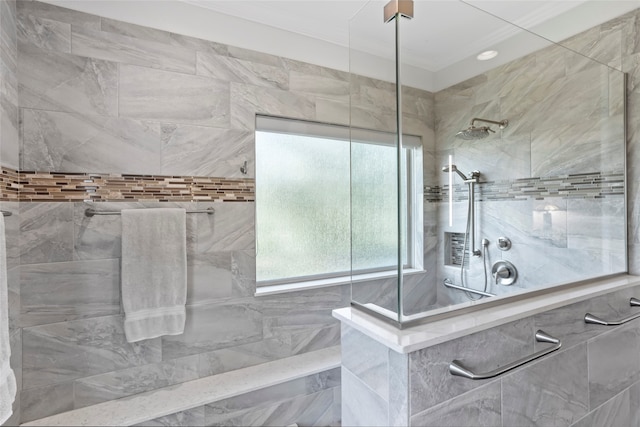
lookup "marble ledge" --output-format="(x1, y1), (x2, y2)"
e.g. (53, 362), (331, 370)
(21, 346), (341, 427)
(332, 274), (640, 354)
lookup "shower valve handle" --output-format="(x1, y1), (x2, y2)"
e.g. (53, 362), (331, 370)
(495, 265), (510, 284)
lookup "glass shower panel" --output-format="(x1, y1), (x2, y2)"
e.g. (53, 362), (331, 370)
(349, 0), (627, 327)
(349, 0), (402, 323)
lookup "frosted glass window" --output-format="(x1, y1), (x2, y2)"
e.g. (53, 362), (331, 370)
(256, 116), (420, 285)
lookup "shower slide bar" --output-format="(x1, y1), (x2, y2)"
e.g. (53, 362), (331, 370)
(449, 330), (561, 380)
(85, 207), (215, 217)
(443, 278), (496, 297)
(584, 297), (640, 326)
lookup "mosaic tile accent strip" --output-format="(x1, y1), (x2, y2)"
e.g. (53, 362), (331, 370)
(427, 171), (625, 203)
(0, 167), (255, 202)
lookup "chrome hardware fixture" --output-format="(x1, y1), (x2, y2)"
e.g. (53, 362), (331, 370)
(240, 160), (248, 175)
(0, 210), (11, 217)
(491, 260), (517, 285)
(449, 330), (561, 380)
(85, 207), (215, 217)
(496, 236), (511, 251)
(584, 298), (640, 326)
(456, 117), (509, 140)
(443, 278), (496, 298)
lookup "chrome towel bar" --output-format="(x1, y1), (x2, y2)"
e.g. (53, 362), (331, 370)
(584, 297), (640, 326)
(85, 207), (215, 217)
(443, 278), (496, 298)
(449, 330), (561, 380)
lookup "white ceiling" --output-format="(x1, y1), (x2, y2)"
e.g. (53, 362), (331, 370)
(45, 0), (640, 91)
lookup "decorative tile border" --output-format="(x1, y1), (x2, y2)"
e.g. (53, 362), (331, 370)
(426, 171), (625, 203)
(0, 167), (255, 202)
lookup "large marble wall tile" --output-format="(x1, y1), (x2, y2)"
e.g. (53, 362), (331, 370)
(21, 109), (162, 174)
(260, 285), (349, 340)
(588, 322), (640, 408)
(289, 70), (349, 102)
(162, 299), (263, 360)
(315, 98), (349, 126)
(168, 33), (228, 57)
(17, 11), (70, 53)
(410, 381), (501, 427)
(72, 26), (195, 74)
(341, 325), (388, 400)
(409, 317), (533, 414)
(20, 259), (120, 327)
(196, 52), (288, 90)
(341, 367), (388, 427)
(502, 344), (589, 426)
(197, 335), (291, 378)
(100, 18), (171, 45)
(161, 124), (253, 178)
(18, 47), (117, 116)
(17, 1), (101, 31)
(402, 272), (437, 316)
(74, 355), (200, 409)
(571, 386), (632, 427)
(533, 298), (600, 351)
(227, 45), (285, 68)
(20, 202), (73, 265)
(205, 387), (336, 427)
(388, 350), (409, 427)
(20, 381), (73, 423)
(1, 202), (19, 270)
(72, 201), (140, 261)
(561, 19), (624, 72)
(231, 250), (256, 298)
(22, 315), (162, 389)
(352, 276), (398, 314)
(230, 82), (315, 130)
(119, 64), (229, 127)
(289, 324), (340, 355)
(133, 407), (205, 427)
(567, 197), (625, 254)
(195, 202), (255, 253)
(186, 252), (232, 305)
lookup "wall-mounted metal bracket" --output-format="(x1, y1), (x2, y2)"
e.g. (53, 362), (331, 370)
(384, 0), (414, 22)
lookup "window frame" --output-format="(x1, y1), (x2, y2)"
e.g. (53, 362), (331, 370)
(254, 115), (424, 291)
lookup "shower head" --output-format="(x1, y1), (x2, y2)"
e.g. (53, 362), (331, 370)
(442, 164), (469, 181)
(456, 117), (509, 140)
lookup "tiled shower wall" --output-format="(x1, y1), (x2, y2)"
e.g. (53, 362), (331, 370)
(433, 16), (627, 306)
(1, 1), (436, 424)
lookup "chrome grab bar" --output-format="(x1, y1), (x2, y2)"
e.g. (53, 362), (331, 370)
(85, 207), (215, 217)
(584, 297), (640, 326)
(449, 330), (561, 380)
(443, 278), (496, 298)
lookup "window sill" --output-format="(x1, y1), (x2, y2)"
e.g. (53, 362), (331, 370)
(255, 268), (426, 297)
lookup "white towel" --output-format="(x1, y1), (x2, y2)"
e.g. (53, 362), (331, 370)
(0, 215), (16, 425)
(121, 208), (187, 343)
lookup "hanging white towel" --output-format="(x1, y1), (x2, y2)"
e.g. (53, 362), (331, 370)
(121, 208), (187, 343)
(0, 215), (16, 425)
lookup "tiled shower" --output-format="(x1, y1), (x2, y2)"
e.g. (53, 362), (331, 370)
(3, 0), (640, 426)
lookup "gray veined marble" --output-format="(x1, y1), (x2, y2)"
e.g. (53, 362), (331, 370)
(17, 12), (70, 53)
(588, 322), (640, 409)
(74, 355), (200, 409)
(100, 17), (172, 45)
(186, 252), (233, 305)
(289, 324), (340, 355)
(18, 46), (118, 116)
(195, 202), (255, 253)
(231, 250), (256, 298)
(161, 299), (263, 360)
(20, 258), (120, 327)
(21, 109), (162, 174)
(22, 315), (162, 389)
(133, 407), (206, 427)
(17, 1), (101, 31)
(20, 381), (74, 423)
(71, 26), (196, 74)
(341, 325), (389, 400)
(19, 202), (74, 265)
(410, 381), (501, 427)
(161, 124), (253, 178)
(196, 52), (289, 90)
(341, 367), (388, 427)
(571, 385), (634, 427)
(119, 64), (229, 127)
(289, 70), (349, 101)
(502, 344), (589, 427)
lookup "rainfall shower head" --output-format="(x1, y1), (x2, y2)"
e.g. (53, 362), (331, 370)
(442, 164), (469, 181)
(456, 117), (509, 140)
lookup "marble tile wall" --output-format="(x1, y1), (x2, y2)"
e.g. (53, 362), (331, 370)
(433, 10), (628, 305)
(343, 282), (640, 426)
